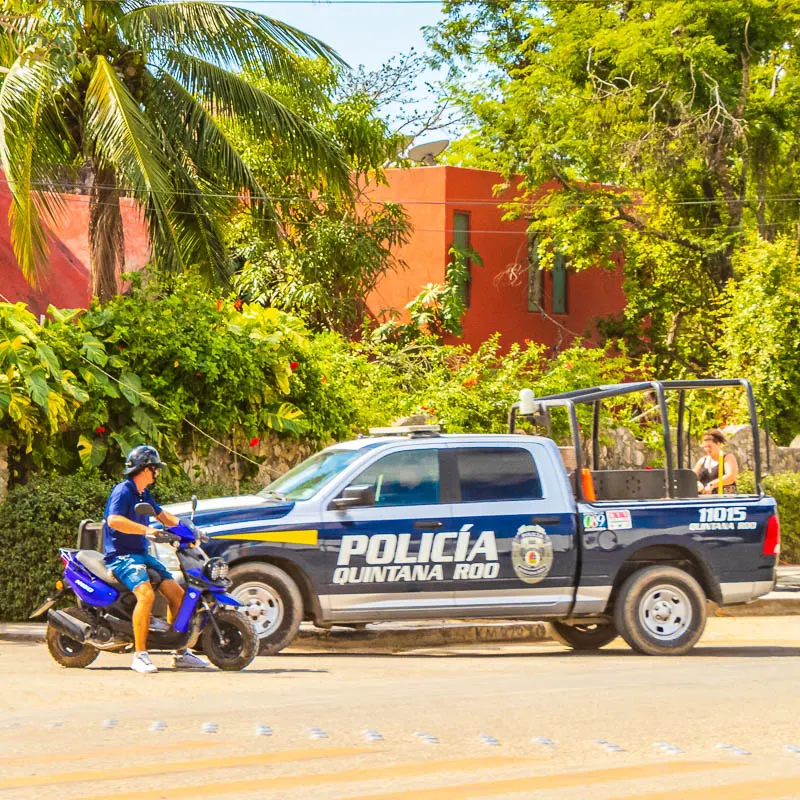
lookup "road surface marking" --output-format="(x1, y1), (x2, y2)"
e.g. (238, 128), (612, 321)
(615, 774), (800, 800)
(81, 757), (536, 800)
(1, 739), (226, 767)
(348, 761), (741, 800)
(0, 746), (373, 790)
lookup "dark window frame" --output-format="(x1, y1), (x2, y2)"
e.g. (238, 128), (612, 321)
(451, 211), (472, 308)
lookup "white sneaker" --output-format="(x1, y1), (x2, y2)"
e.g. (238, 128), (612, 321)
(172, 650), (211, 670)
(131, 651), (158, 674)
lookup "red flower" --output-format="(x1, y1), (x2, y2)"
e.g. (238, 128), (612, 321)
(118, 345), (124, 351)
(216, 299), (223, 311)
(94, 426), (106, 434)
(566, 362), (573, 369)
(321, 376), (327, 384)
(196, 372), (202, 377)
(233, 298), (243, 312)
(462, 377), (478, 389)
(290, 361), (299, 372)
(249, 437), (260, 448)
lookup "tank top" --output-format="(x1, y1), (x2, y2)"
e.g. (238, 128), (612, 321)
(697, 455), (737, 494)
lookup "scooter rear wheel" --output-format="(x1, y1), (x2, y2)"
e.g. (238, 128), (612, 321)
(201, 610), (258, 671)
(46, 607), (99, 668)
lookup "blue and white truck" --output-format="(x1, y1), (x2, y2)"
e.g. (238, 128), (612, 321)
(164, 379), (779, 656)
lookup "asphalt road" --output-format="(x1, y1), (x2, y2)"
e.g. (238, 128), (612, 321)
(1, 617), (800, 799)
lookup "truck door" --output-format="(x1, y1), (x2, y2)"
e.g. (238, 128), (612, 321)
(319, 445), (455, 621)
(449, 444), (578, 615)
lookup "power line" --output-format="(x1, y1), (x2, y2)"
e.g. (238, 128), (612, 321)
(15, 175), (800, 210)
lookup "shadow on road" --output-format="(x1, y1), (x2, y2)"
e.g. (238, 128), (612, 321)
(280, 644), (800, 659)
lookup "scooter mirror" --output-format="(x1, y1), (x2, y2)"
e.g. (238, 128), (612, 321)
(191, 495), (198, 520)
(134, 502), (157, 517)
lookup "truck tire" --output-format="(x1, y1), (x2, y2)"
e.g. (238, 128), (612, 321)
(229, 563), (303, 655)
(46, 607), (99, 668)
(550, 620), (618, 650)
(614, 566), (707, 656)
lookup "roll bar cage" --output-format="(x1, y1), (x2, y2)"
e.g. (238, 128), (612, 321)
(507, 379), (764, 502)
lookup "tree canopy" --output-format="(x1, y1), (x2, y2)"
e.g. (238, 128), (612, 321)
(428, 0), (800, 373)
(0, 0), (348, 300)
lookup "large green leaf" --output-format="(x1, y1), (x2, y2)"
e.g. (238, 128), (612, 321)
(118, 371), (143, 405)
(81, 335), (109, 367)
(78, 434), (109, 468)
(132, 405), (160, 439)
(25, 367), (49, 408)
(36, 343), (61, 379)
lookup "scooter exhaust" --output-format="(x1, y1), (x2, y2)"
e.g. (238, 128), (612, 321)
(47, 609), (91, 643)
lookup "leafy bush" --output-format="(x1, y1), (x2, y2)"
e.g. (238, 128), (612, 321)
(737, 471), (800, 564)
(0, 469), (250, 621)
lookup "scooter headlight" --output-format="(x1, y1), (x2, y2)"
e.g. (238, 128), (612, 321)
(204, 558), (229, 582)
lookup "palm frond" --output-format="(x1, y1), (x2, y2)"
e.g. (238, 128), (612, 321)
(160, 51), (350, 192)
(149, 70), (278, 231)
(0, 51), (67, 286)
(122, 1), (346, 92)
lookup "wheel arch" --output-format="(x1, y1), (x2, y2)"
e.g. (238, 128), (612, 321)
(608, 543), (721, 611)
(227, 554), (323, 624)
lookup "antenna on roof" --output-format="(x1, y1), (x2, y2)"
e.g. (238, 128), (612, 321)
(407, 139), (450, 166)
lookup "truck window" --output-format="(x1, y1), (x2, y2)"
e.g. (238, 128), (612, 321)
(350, 449), (440, 507)
(455, 447), (542, 502)
(260, 448), (370, 501)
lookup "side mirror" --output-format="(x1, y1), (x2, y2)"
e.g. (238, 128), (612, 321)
(134, 502), (157, 518)
(191, 494), (198, 521)
(330, 485), (376, 510)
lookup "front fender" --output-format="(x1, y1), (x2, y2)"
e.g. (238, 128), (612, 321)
(208, 590), (241, 607)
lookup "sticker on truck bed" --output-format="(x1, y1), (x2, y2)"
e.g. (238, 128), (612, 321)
(607, 509), (633, 530)
(690, 506), (757, 531)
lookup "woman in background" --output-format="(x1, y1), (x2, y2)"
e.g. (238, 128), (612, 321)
(694, 429), (738, 495)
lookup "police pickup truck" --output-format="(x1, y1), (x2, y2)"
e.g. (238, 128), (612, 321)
(164, 379), (779, 657)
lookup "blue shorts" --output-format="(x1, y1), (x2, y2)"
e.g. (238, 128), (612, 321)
(107, 553), (173, 592)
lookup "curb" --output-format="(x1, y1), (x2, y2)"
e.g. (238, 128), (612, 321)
(3, 594), (798, 649)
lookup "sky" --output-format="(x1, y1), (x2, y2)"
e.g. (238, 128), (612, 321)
(238, 0), (445, 71)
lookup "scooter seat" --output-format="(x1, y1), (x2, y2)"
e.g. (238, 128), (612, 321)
(76, 550), (128, 592)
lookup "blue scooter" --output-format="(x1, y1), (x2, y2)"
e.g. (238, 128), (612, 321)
(32, 500), (258, 670)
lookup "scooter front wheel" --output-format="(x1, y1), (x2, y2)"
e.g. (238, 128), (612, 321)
(46, 607), (99, 668)
(201, 610), (258, 671)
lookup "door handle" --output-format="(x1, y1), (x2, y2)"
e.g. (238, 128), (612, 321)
(414, 520), (444, 529)
(531, 516), (561, 526)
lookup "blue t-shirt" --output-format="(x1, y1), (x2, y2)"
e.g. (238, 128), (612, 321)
(103, 479), (163, 563)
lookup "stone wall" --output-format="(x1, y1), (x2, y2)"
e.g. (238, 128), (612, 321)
(179, 434), (315, 492)
(597, 425), (800, 474)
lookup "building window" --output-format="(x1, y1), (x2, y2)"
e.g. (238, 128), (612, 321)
(452, 211), (471, 307)
(552, 251), (568, 314)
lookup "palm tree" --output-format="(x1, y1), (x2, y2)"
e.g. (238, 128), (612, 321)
(0, 0), (348, 301)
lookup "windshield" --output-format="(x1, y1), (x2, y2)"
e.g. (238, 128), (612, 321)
(259, 448), (366, 502)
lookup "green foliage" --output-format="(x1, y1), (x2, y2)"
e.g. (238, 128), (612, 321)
(717, 237), (800, 443)
(223, 62), (412, 334)
(405, 246), (483, 339)
(0, 0), (347, 298)
(429, 0), (800, 373)
(737, 471), (800, 564)
(0, 469), (250, 621)
(0, 470), (113, 621)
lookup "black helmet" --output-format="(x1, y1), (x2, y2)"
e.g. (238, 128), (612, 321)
(124, 445), (166, 476)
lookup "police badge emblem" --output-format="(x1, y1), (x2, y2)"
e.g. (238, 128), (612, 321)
(511, 525), (553, 584)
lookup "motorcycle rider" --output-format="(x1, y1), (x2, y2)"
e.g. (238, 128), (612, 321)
(104, 445), (209, 674)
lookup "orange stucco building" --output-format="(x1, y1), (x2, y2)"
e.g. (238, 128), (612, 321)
(1, 166), (627, 352)
(365, 166), (627, 352)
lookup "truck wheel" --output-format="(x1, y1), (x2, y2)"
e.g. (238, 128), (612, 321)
(614, 566), (707, 656)
(229, 563), (303, 655)
(550, 620), (618, 650)
(45, 607), (99, 668)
